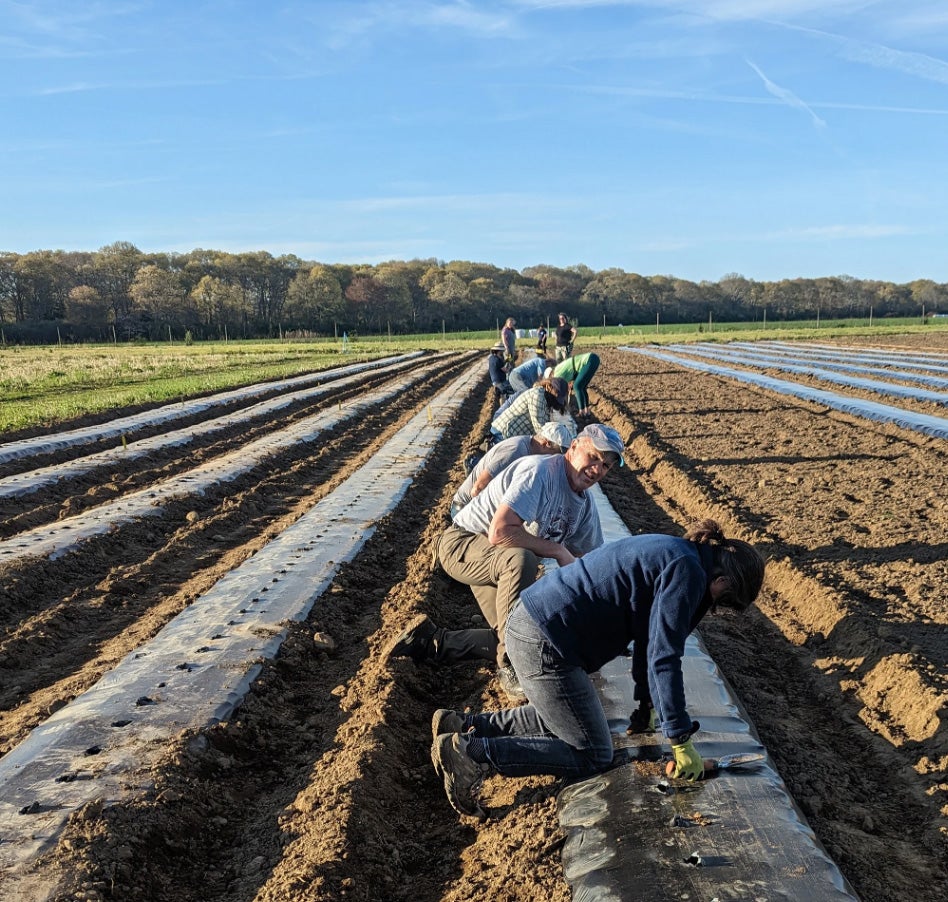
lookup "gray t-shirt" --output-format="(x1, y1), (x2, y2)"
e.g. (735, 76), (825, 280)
(453, 435), (534, 510)
(453, 454), (603, 556)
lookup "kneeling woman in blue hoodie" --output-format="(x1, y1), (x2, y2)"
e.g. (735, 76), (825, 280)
(431, 519), (766, 818)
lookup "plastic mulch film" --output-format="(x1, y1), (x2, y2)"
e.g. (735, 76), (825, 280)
(620, 345), (948, 441)
(661, 342), (948, 402)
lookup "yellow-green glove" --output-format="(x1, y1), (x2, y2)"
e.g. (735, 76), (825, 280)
(671, 738), (704, 782)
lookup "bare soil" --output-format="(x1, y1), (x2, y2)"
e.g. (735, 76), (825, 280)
(1, 338), (946, 902)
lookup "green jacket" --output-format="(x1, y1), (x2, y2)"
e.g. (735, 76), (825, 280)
(553, 352), (594, 382)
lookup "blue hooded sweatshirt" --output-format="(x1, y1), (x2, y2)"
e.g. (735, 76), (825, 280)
(519, 533), (713, 738)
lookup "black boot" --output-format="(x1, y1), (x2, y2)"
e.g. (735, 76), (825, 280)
(388, 616), (439, 663)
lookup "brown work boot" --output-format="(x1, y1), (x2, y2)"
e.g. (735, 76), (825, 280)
(496, 661), (527, 703)
(431, 732), (492, 819)
(430, 709), (467, 775)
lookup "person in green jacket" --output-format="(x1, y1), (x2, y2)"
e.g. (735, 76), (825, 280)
(553, 352), (600, 418)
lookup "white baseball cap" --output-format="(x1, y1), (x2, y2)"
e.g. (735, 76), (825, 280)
(538, 421), (575, 451)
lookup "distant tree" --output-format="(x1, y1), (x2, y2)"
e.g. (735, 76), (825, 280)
(371, 262), (415, 333)
(579, 269), (653, 324)
(0, 252), (22, 322)
(809, 277), (846, 319)
(65, 285), (111, 325)
(507, 282), (540, 320)
(908, 279), (944, 315)
(861, 280), (906, 318)
(217, 251), (300, 329)
(13, 250), (77, 320)
(283, 265), (345, 332)
(4, 243), (948, 341)
(345, 273), (388, 332)
(422, 268), (471, 329)
(130, 264), (195, 334)
(718, 273), (760, 319)
(190, 275), (251, 335)
(467, 276), (504, 328)
(380, 259), (437, 331)
(91, 241), (143, 321)
(521, 265), (588, 313)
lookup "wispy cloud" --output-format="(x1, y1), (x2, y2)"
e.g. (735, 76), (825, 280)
(33, 76), (232, 96)
(1, 1), (147, 58)
(422, 1), (516, 33)
(768, 223), (914, 240)
(771, 20), (948, 86)
(641, 238), (694, 252)
(887, 8), (948, 34)
(745, 58), (826, 126)
(641, 222), (914, 254)
(333, 191), (551, 215)
(264, 238), (446, 263)
(580, 83), (948, 116)
(2, 1), (147, 33)
(511, 0), (631, 8)
(839, 41), (948, 85)
(0, 136), (166, 154)
(321, 1), (517, 50)
(510, 0), (870, 17)
(89, 175), (170, 190)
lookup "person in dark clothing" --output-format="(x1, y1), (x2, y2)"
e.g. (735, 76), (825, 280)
(429, 519), (766, 818)
(487, 342), (514, 400)
(535, 324), (548, 355)
(554, 312), (577, 363)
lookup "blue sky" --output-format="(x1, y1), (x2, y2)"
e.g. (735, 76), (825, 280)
(2, 1), (947, 283)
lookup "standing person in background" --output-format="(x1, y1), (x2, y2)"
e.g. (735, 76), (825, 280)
(508, 355), (556, 394)
(536, 323), (548, 355)
(491, 377), (570, 441)
(554, 313), (577, 363)
(553, 351), (601, 418)
(430, 519), (767, 819)
(500, 317), (517, 369)
(487, 343), (514, 402)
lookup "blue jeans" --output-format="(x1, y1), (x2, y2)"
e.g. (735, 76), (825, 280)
(468, 602), (614, 778)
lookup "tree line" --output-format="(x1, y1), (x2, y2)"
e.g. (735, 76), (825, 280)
(1, 242), (945, 343)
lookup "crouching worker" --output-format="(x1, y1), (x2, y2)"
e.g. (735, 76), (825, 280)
(490, 376), (570, 442)
(487, 342), (514, 401)
(451, 421), (575, 518)
(388, 425), (626, 702)
(429, 520), (766, 818)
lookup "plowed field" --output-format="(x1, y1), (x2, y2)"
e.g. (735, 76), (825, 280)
(1, 336), (946, 902)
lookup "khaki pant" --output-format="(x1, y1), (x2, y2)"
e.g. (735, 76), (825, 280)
(436, 524), (540, 667)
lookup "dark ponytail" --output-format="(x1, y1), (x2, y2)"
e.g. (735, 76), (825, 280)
(684, 519), (766, 611)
